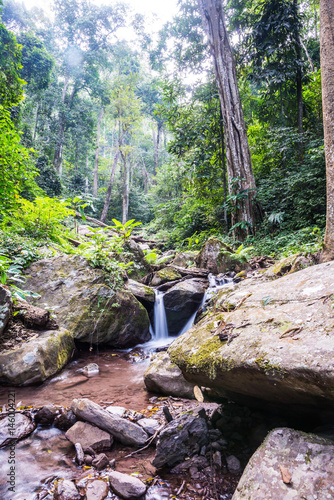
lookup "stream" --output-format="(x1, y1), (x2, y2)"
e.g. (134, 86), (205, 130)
(0, 277), (238, 500)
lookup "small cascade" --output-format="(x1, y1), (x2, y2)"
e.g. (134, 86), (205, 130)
(153, 290), (169, 340)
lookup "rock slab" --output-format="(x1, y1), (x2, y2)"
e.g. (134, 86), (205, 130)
(109, 471), (146, 499)
(66, 421), (113, 451)
(233, 428), (334, 499)
(71, 398), (148, 446)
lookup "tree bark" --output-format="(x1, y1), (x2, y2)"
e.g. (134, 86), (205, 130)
(100, 143), (120, 223)
(93, 107), (104, 197)
(319, 0), (334, 262)
(122, 151), (130, 225)
(197, 0), (256, 239)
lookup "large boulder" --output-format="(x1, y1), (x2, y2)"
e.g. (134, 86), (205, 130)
(144, 352), (195, 399)
(168, 261), (334, 412)
(0, 285), (12, 335)
(152, 412), (209, 468)
(163, 279), (206, 335)
(195, 238), (247, 274)
(233, 428), (334, 499)
(150, 267), (182, 287)
(24, 255), (150, 347)
(0, 328), (74, 385)
(71, 398), (148, 446)
(125, 279), (155, 323)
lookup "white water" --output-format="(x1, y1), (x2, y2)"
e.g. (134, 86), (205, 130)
(153, 290), (169, 340)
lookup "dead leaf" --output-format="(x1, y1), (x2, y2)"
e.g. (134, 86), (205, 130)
(279, 464), (291, 484)
(194, 385), (204, 402)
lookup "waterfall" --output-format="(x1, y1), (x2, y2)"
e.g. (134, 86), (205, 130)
(153, 290), (169, 340)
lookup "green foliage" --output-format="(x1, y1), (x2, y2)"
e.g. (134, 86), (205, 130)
(0, 229), (42, 266)
(221, 244), (254, 264)
(0, 21), (24, 108)
(111, 219), (142, 241)
(143, 250), (159, 265)
(0, 253), (40, 301)
(35, 156), (62, 197)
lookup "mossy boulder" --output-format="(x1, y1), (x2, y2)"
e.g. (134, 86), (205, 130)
(263, 253), (314, 280)
(144, 352), (196, 399)
(125, 279), (155, 323)
(163, 278), (206, 336)
(123, 239), (151, 279)
(0, 285), (12, 335)
(168, 261), (334, 412)
(233, 428), (334, 499)
(0, 328), (74, 385)
(150, 267), (182, 287)
(195, 238), (241, 274)
(24, 255), (150, 347)
(172, 252), (197, 268)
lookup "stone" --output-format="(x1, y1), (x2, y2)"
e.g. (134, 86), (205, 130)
(86, 480), (109, 500)
(56, 479), (80, 500)
(172, 252), (197, 268)
(0, 328), (74, 386)
(24, 255), (150, 347)
(226, 455), (241, 472)
(171, 455), (209, 473)
(66, 421), (113, 451)
(35, 405), (58, 425)
(152, 413), (209, 468)
(109, 471), (147, 499)
(163, 279), (206, 335)
(137, 418), (160, 436)
(125, 279), (155, 322)
(71, 398), (148, 446)
(92, 453), (109, 470)
(0, 284), (12, 335)
(155, 254), (175, 268)
(54, 408), (76, 430)
(150, 267), (182, 287)
(85, 455), (93, 465)
(232, 428), (334, 499)
(144, 352), (196, 399)
(0, 413), (36, 447)
(75, 442), (84, 465)
(168, 261), (334, 411)
(263, 253), (314, 280)
(106, 406), (126, 418)
(195, 238), (239, 274)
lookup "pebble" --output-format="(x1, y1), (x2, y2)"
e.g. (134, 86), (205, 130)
(226, 454), (241, 472)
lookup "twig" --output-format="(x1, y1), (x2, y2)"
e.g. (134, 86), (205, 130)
(176, 480), (186, 496)
(124, 424), (165, 458)
(279, 327), (302, 339)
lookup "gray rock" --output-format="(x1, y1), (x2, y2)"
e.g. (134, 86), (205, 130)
(75, 442), (84, 465)
(195, 238), (238, 274)
(106, 406), (126, 418)
(213, 450), (222, 469)
(226, 455), (241, 472)
(86, 480), (109, 500)
(171, 455), (209, 473)
(56, 479), (80, 500)
(66, 421), (113, 452)
(24, 255), (150, 347)
(54, 408), (76, 430)
(0, 285), (12, 335)
(125, 279), (155, 321)
(137, 418), (160, 436)
(163, 279), (206, 335)
(150, 267), (182, 287)
(144, 352), (195, 399)
(153, 413), (209, 468)
(0, 328), (74, 386)
(232, 428), (334, 499)
(168, 261), (334, 411)
(71, 398), (148, 446)
(0, 413), (36, 447)
(109, 471), (147, 499)
(35, 404), (58, 425)
(92, 453), (109, 470)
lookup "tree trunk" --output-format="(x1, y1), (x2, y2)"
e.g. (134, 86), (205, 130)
(197, 0), (256, 239)
(93, 107), (104, 197)
(100, 143), (120, 223)
(319, 0), (334, 262)
(33, 101), (40, 142)
(122, 152), (130, 225)
(53, 75), (69, 175)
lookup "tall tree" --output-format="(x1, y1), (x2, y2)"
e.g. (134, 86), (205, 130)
(197, 0), (256, 238)
(319, 0), (334, 262)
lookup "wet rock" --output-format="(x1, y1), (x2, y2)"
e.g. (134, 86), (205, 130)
(195, 238), (238, 274)
(227, 455), (241, 472)
(80, 363), (99, 377)
(24, 255), (150, 348)
(75, 442), (84, 465)
(65, 421), (113, 451)
(71, 398), (148, 446)
(125, 279), (155, 321)
(0, 284), (12, 335)
(144, 351), (195, 399)
(0, 328), (74, 386)
(233, 428), (334, 499)
(153, 413), (209, 468)
(86, 479), (109, 500)
(168, 261), (334, 411)
(54, 408), (76, 430)
(109, 471), (147, 499)
(137, 418), (160, 436)
(150, 267), (182, 286)
(92, 453), (109, 470)
(56, 479), (80, 500)
(0, 413), (36, 447)
(163, 279), (206, 335)
(35, 405), (58, 425)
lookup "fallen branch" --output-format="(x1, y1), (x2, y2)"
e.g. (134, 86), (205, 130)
(279, 327), (302, 339)
(176, 480), (186, 496)
(124, 424), (165, 458)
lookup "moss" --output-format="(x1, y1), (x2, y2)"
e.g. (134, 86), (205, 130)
(158, 268), (182, 281)
(255, 353), (287, 379)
